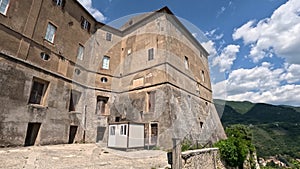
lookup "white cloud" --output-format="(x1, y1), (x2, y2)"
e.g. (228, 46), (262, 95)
(280, 64), (300, 83)
(202, 40), (218, 58)
(77, 0), (106, 22)
(233, 0), (300, 64)
(212, 44), (240, 72)
(212, 62), (300, 106)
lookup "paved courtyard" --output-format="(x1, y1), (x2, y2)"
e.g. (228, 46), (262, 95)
(0, 144), (169, 169)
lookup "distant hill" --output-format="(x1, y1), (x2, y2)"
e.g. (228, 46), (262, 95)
(214, 99), (300, 158)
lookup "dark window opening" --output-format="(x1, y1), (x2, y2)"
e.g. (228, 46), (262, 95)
(40, 52), (50, 61)
(115, 117), (120, 122)
(148, 48), (154, 61)
(106, 32), (112, 41)
(101, 77), (108, 83)
(28, 78), (49, 105)
(96, 96), (109, 115)
(69, 90), (81, 112)
(74, 68), (81, 75)
(184, 56), (189, 69)
(53, 0), (65, 7)
(200, 122), (204, 128)
(147, 91), (155, 112)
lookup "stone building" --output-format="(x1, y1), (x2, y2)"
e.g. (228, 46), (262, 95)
(0, 0), (225, 149)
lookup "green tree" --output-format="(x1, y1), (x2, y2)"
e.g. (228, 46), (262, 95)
(214, 124), (255, 168)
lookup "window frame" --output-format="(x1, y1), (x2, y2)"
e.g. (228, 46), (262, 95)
(120, 124), (127, 136)
(53, 0), (64, 6)
(102, 56), (110, 70)
(184, 56), (189, 69)
(110, 126), (116, 136)
(81, 17), (91, 31)
(68, 90), (81, 112)
(77, 44), (84, 60)
(106, 32), (112, 41)
(28, 77), (49, 105)
(96, 96), (109, 115)
(0, 0), (10, 15)
(45, 22), (57, 43)
(148, 48), (154, 61)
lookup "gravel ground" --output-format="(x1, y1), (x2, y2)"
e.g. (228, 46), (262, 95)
(0, 144), (170, 169)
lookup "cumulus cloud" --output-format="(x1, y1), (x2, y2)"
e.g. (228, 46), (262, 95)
(77, 0), (106, 22)
(233, 0), (300, 64)
(212, 62), (300, 106)
(212, 44), (240, 72)
(280, 64), (300, 83)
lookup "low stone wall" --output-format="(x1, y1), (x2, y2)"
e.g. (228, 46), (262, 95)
(181, 148), (226, 169)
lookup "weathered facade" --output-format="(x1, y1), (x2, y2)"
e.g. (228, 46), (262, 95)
(0, 0), (225, 149)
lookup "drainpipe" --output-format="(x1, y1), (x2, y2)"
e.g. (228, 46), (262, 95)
(83, 105), (87, 143)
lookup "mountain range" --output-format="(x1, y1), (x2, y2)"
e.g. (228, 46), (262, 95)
(214, 99), (300, 158)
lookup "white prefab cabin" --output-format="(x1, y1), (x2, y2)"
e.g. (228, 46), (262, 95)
(108, 122), (145, 149)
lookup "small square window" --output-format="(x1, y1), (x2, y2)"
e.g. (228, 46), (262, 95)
(28, 78), (49, 105)
(148, 48), (154, 61)
(102, 56), (110, 69)
(106, 32), (112, 41)
(45, 23), (57, 43)
(81, 17), (91, 31)
(77, 44), (84, 60)
(0, 0), (9, 15)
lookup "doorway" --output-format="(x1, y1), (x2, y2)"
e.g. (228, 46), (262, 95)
(96, 126), (106, 142)
(150, 123), (158, 145)
(24, 123), (41, 146)
(68, 126), (78, 144)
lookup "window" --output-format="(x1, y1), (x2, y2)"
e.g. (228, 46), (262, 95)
(100, 77), (108, 83)
(110, 126), (115, 135)
(120, 124), (127, 136)
(53, 0), (64, 7)
(40, 52), (50, 61)
(96, 96), (109, 115)
(184, 56), (189, 69)
(28, 78), (49, 105)
(148, 48), (154, 61)
(81, 17), (90, 31)
(69, 90), (81, 112)
(74, 68), (81, 75)
(106, 32), (112, 41)
(201, 70), (205, 82)
(200, 122), (204, 128)
(0, 0), (9, 15)
(102, 56), (110, 69)
(45, 23), (56, 43)
(77, 44), (84, 60)
(146, 91), (155, 112)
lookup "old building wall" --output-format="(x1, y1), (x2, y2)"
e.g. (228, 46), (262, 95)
(0, 56), (86, 146)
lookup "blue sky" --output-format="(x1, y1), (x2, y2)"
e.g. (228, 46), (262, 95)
(78, 0), (300, 106)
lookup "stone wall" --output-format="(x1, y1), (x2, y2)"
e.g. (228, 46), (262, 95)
(182, 148), (226, 169)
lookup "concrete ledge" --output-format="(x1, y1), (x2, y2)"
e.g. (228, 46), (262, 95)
(182, 148), (219, 159)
